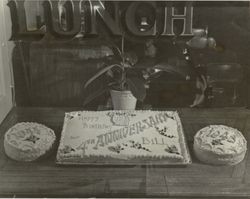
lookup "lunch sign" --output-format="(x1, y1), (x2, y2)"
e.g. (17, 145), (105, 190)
(8, 0), (196, 41)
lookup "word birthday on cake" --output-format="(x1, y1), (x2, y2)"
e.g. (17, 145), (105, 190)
(8, 0), (194, 40)
(82, 122), (111, 130)
(77, 112), (172, 150)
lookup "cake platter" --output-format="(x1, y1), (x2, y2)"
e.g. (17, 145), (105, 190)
(56, 110), (192, 166)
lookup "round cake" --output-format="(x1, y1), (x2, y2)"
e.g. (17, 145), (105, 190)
(4, 122), (56, 162)
(194, 125), (247, 165)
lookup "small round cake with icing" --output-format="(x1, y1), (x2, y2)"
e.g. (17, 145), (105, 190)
(4, 122), (56, 162)
(194, 125), (247, 165)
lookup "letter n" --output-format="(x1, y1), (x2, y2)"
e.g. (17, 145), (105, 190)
(88, 1), (121, 35)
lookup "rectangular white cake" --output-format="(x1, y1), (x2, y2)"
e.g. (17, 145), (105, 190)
(56, 110), (191, 165)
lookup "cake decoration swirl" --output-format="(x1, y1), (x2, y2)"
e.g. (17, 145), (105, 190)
(165, 145), (180, 155)
(4, 122), (56, 162)
(194, 125), (247, 165)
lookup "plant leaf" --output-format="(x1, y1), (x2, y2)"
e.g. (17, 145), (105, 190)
(84, 64), (123, 89)
(83, 87), (109, 106)
(127, 77), (146, 101)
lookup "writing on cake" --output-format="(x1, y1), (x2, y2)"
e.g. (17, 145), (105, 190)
(77, 112), (172, 151)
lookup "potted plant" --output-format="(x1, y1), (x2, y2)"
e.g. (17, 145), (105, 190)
(83, 35), (190, 110)
(83, 35), (145, 110)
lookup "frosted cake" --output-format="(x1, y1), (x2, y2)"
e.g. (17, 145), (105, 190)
(56, 110), (191, 165)
(194, 125), (247, 165)
(4, 122), (56, 162)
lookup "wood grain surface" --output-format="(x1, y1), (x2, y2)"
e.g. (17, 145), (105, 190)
(0, 107), (250, 198)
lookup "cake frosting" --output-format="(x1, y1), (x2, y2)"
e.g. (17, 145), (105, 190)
(194, 125), (247, 165)
(4, 122), (56, 162)
(56, 110), (191, 165)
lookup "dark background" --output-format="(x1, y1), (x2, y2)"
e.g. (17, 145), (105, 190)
(12, 1), (250, 109)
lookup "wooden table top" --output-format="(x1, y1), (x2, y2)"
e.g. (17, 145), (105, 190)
(0, 107), (250, 198)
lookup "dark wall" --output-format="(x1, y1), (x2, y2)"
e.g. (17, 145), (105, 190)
(13, 1), (250, 108)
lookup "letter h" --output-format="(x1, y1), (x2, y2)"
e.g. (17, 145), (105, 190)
(162, 2), (193, 36)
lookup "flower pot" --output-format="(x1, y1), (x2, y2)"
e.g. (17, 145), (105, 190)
(110, 90), (137, 110)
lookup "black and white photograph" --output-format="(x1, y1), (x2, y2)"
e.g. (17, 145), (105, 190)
(0, 0), (250, 198)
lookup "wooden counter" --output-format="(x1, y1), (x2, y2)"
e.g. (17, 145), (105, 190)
(0, 107), (250, 198)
